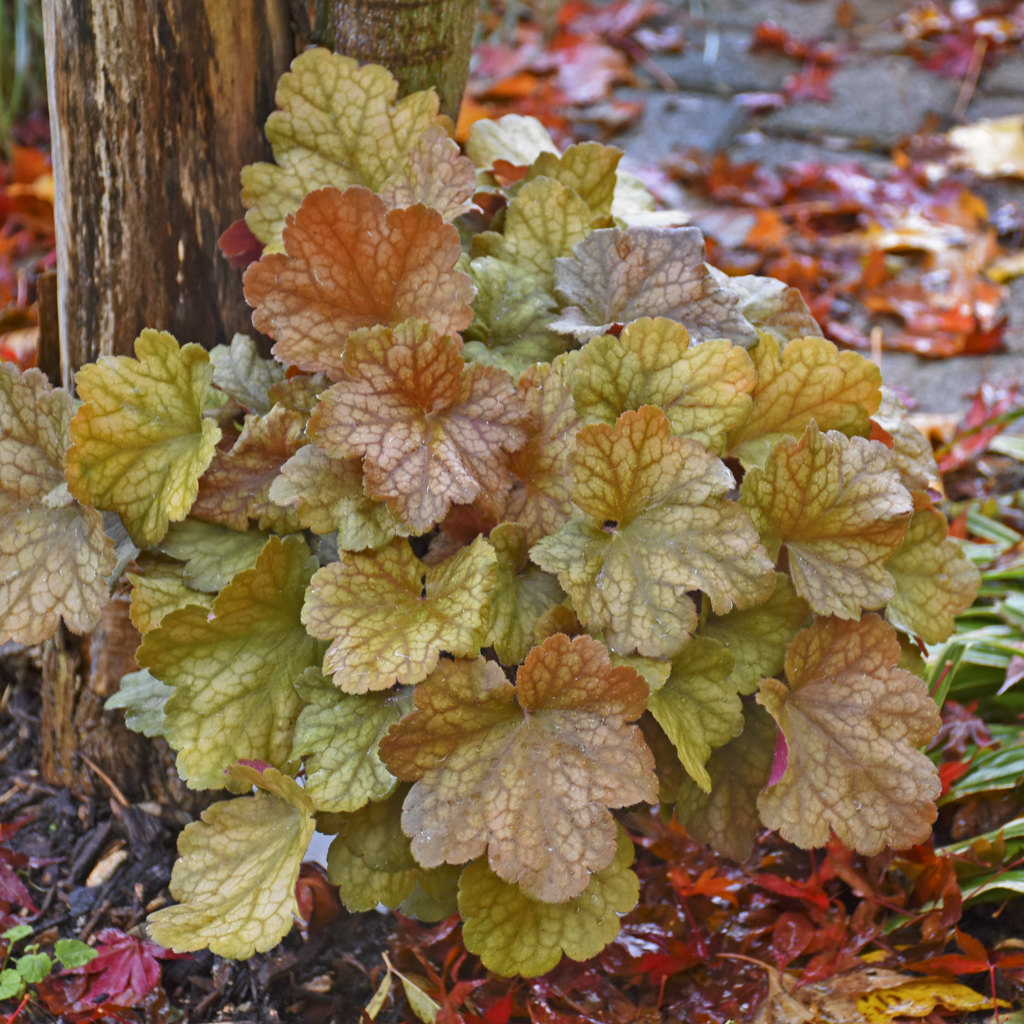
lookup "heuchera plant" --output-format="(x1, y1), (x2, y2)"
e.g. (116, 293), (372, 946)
(0, 49), (982, 977)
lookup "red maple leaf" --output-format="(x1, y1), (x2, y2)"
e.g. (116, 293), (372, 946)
(61, 927), (189, 1009)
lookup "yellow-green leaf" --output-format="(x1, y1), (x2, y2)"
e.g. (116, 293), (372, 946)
(531, 407), (775, 656)
(708, 268), (823, 342)
(727, 333), (882, 468)
(885, 499), (981, 644)
(524, 142), (622, 221)
(291, 668), (412, 812)
(147, 764), (315, 958)
(0, 363), (116, 643)
(105, 668), (173, 739)
(700, 573), (811, 693)
(66, 330), (221, 546)
(757, 614), (941, 854)
(128, 562), (213, 634)
(269, 444), (405, 549)
(157, 517), (269, 592)
(209, 334), (285, 416)
(380, 636), (655, 902)
(137, 536), (321, 789)
(458, 827), (639, 977)
(325, 786), (459, 921)
(858, 979), (1005, 1024)
(572, 316), (755, 454)
(647, 636), (742, 792)
(675, 702), (777, 862)
(241, 49), (451, 246)
(487, 522), (565, 665)
(302, 536), (496, 693)
(873, 386), (939, 492)
(740, 423), (912, 619)
(465, 114), (558, 171)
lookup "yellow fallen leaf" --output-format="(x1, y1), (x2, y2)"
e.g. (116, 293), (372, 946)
(858, 979), (1006, 1023)
(949, 115), (1024, 178)
(988, 249), (1024, 283)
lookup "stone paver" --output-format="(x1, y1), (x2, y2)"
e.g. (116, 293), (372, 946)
(613, 90), (749, 160)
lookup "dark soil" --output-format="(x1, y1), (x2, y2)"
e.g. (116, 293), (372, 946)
(0, 644), (395, 1024)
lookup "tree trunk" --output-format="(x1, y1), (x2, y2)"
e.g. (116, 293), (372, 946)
(320, 0), (477, 122)
(41, 0), (294, 388)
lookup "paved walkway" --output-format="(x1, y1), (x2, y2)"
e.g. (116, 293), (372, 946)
(611, 0), (1024, 412)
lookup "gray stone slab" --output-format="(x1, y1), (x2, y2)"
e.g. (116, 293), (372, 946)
(727, 132), (894, 174)
(965, 95), (1024, 122)
(761, 54), (959, 145)
(982, 54), (1024, 97)
(880, 352), (1024, 413)
(641, 29), (790, 95)
(612, 90), (749, 159)
(659, 0), (903, 34)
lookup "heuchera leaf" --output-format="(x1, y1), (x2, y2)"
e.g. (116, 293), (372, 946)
(646, 636), (743, 793)
(0, 363), (116, 643)
(458, 826), (639, 977)
(756, 614), (941, 855)
(266, 372), (329, 413)
(375, 124), (477, 222)
(741, 423), (912, 620)
(290, 667), (412, 812)
(572, 316), (755, 455)
(726, 333), (882, 467)
(885, 498), (981, 644)
(531, 407), (775, 657)
(325, 786), (460, 920)
(379, 635), (657, 902)
(269, 444), (404, 549)
(65, 330), (221, 546)
(873, 386), (940, 492)
(474, 177), (591, 285)
(488, 522), (566, 666)
(550, 226), (757, 344)
(504, 353), (582, 545)
(127, 563), (213, 634)
(244, 187), (474, 379)
(463, 257), (567, 378)
(240, 49), (450, 245)
(307, 320), (529, 532)
(302, 536), (496, 693)
(209, 333), (285, 415)
(700, 573), (811, 694)
(156, 517), (269, 592)
(104, 669), (172, 739)
(707, 267), (823, 342)
(675, 702), (778, 862)
(147, 764), (316, 958)
(136, 536), (321, 789)
(190, 405), (305, 534)
(465, 114), (558, 173)
(523, 143), (623, 222)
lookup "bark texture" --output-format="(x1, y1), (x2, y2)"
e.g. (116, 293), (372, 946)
(321, 0), (477, 121)
(41, 0), (294, 387)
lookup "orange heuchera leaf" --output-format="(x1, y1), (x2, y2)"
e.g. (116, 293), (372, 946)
(531, 407), (775, 657)
(550, 226), (757, 344)
(726, 333), (882, 468)
(190, 405), (305, 534)
(741, 423), (912, 620)
(756, 614), (941, 855)
(504, 353), (582, 545)
(244, 187), (474, 379)
(301, 536), (496, 693)
(379, 634), (657, 902)
(307, 320), (529, 534)
(0, 364), (116, 644)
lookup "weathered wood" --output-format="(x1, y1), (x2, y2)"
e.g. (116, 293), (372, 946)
(41, 0), (294, 388)
(321, 0), (477, 122)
